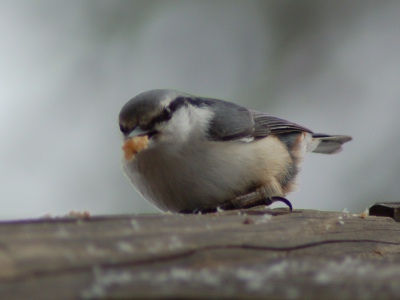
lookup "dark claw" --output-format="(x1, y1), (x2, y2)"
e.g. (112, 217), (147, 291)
(268, 196), (293, 211)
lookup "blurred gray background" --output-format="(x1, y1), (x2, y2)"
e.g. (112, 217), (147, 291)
(1, 0), (399, 219)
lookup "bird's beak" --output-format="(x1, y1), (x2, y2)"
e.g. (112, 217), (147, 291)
(123, 128), (150, 161)
(128, 127), (150, 139)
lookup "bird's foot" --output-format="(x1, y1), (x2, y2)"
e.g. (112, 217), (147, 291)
(179, 195), (292, 214)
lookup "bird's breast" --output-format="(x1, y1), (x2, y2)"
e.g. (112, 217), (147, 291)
(122, 135), (294, 212)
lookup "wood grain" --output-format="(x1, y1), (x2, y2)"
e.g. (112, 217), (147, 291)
(0, 208), (399, 299)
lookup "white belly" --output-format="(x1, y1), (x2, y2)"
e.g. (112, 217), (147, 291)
(122, 135), (293, 212)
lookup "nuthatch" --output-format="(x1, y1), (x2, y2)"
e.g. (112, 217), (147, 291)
(119, 89), (352, 213)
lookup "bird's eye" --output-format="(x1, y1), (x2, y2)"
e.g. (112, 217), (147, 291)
(163, 107), (172, 121)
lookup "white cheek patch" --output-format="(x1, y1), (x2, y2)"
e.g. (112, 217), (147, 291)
(189, 105), (215, 133)
(165, 107), (191, 138)
(161, 106), (214, 142)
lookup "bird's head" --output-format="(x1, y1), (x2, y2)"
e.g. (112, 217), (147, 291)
(119, 89), (214, 149)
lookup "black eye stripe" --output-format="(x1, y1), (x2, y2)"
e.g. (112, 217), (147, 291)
(149, 96), (210, 127)
(168, 96), (187, 112)
(170, 96), (214, 110)
(119, 124), (130, 134)
(146, 107), (173, 129)
(121, 96), (205, 134)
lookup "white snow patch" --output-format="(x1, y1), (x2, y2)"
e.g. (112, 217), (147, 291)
(314, 257), (375, 285)
(80, 267), (133, 299)
(170, 268), (192, 281)
(235, 261), (290, 292)
(255, 214), (272, 224)
(55, 227), (70, 238)
(130, 219), (140, 229)
(314, 257), (400, 286)
(147, 236), (183, 253)
(116, 241), (134, 253)
(86, 244), (108, 257)
(167, 235), (183, 250)
(148, 241), (164, 253)
(135, 268), (222, 287)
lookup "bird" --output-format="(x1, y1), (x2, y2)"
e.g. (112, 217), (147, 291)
(119, 89), (352, 213)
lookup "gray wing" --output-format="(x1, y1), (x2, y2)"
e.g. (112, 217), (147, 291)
(196, 96), (312, 141)
(250, 110), (313, 137)
(188, 97), (255, 141)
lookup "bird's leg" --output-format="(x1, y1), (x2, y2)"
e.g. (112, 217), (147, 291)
(218, 192), (293, 212)
(179, 192), (292, 214)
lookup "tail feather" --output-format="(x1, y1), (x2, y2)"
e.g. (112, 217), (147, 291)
(311, 134), (352, 154)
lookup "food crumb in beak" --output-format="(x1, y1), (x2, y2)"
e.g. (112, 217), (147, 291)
(122, 135), (149, 161)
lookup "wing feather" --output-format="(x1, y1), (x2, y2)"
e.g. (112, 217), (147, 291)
(187, 97), (312, 141)
(251, 111), (312, 137)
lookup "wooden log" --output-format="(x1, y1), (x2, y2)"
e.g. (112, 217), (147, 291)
(0, 208), (399, 299)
